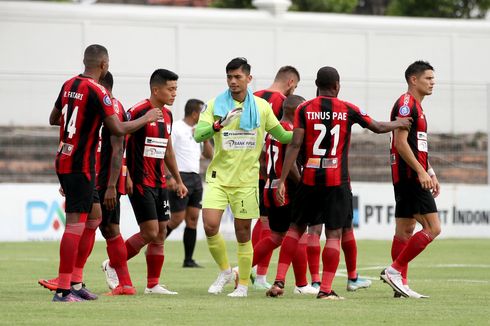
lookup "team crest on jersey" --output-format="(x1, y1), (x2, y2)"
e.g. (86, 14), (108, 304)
(399, 105), (410, 116)
(103, 95), (112, 106)
(360, 107), (367, 116)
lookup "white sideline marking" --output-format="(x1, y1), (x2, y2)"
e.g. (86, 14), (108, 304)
(433, 264), (490, 268)
(0, 257), (49, 262)
(447, 279), (489, 284)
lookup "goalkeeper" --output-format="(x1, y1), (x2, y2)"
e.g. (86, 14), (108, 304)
(194, 58), (292, 298)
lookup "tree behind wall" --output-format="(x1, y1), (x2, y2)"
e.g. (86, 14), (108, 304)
(211, 0), (357, 13)
(387, 0), (490, 18)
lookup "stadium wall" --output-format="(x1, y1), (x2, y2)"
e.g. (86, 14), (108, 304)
(1, 182), (489, 242)
(1, 1), (490, 133)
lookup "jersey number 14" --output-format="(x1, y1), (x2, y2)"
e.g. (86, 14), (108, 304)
(61, 104), (78, 139)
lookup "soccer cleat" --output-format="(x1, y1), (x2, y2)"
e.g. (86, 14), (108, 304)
(227, 284), (248, 297)
(183, 259), (204, 268)
(52, 292), (84, 302)
(253, 280), (272, 290)
(293, 284), (320, 295)
(311, 281), (321, 289)
(104, 285), (137, 296)
(101, 259), (119, 290)
(144, 284), (178, 295)
(346, 275), (372, 292)
(316, 290), (345, 300)
(405, 286), (429, 299)
(266, 281), (285, 298)
(71, 284), (98, 300)
(208, 269), (236, 294)
(38, 277), (58, 291)
(380, 267), (409, 298)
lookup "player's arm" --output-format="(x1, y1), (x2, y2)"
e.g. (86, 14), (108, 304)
(104, 109), (162, 136)
(125, 170), (133, 196)
(276, 128), (304, 205)
(164, 135), (188, 198)
(103, 134), (124, 211)
(428, 161), (440, 198)
(202, 140), (214, 159)
(49, 107), (61, 126)
(287, 161), (301, 185)
(259, 145), (267, 179)
(394, 128), (432, 190)
(367, 117), (412, 134)
(268, 125), (293, 144)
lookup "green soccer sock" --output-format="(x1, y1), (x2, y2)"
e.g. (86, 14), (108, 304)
(207, 233), (230, 271)
(237, 240), (253, 286)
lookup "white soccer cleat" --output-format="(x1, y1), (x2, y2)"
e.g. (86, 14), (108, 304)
(144, 284), (178, 295)
(101, 259), (119, 290)
(405, 286), (429, 299)
(227, 284), (248, 298)
(293, 284), (320, 295)
(380, 267), (409, 298)
(253, 280), (272, 290)
(208, 269), (236, 294)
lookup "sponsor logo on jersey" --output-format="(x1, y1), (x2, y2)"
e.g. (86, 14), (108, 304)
(399, 105), (410, 116)
(103, 95), (112, 106)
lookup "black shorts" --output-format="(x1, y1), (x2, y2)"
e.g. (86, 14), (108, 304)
(259, 178), (268, 216)
(129, 185), (170, 224)
(394, 180), (438, 217)
(292, 183), (353, 230)
(98, 188), (121, 226)
(57, 172), (97, 213)
(268, 204), (293, 233)
(169, 172), (203, 213)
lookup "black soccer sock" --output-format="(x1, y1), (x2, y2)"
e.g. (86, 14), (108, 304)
(166, 225), (174, 237)
(183, 227), (197, 261)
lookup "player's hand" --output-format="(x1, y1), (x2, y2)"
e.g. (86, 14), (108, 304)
(146, 108), (163, 123)
(175, 182), (188, 199)
(125, 177), (133, 196)
(418, 170), (433, 190)
(275, 181), (286, 206)
(104, 186), (117, 211)
(166, 176), (177, 191)
(395, 116), (413, 131)
(431, 175), (440, 198)
(213, 108), (243, 131)
(58, 186), (65, 197)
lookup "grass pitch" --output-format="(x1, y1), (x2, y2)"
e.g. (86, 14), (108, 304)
(0, 239), (489, 325)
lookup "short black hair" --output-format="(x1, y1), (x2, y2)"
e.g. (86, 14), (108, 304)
(275, 66), (300, 82)
(150, 69), (178, 88)
(99, 71), (113, 91)
(83, 44), (108, 69)
(184, 99), (205, 117)
(315, 66), (339, 90)
(283, 94), (305, 112)
(405, 61), (434, 83)
(226, 57), (251, 75)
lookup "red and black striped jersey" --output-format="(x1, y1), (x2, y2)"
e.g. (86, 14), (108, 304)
(126, 99), (173, 189)
(96, 98), (128, 195)
(254, 90), (286, 119)
(54, 75), (115, 176)
(264, 121), (294, 207)
(294, 96), (372, 187)
(390, 93), (429, 184)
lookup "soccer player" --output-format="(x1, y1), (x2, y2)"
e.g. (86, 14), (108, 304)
(96, 72), (136, 295)
(252, 66), (300, 287)
(252, 94), (317, 294)
(48, 44), (162, 302)
(194, 57), (293, 297)
(266, 66), (412, 300)
(108, 68), (187, 295)
(166, 99), (213, 268)
(381, 61), (441, 298)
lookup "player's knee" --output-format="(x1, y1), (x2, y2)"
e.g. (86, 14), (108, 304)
(429, 225), (441, 238)
(141, 229), (159, 242)
(99, 224), (119, 239)
(203, 223), (218, 237)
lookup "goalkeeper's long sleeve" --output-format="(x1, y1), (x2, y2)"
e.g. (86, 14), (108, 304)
(268, 124), (293, 144)
(194, 121), (214, 143)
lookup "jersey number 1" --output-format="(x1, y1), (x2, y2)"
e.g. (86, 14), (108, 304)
(62, 104), (78, 139)
(313, 124), (340, 156)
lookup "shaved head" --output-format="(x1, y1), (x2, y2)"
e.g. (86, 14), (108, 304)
(83, 44), (108, 69)
(282, 94), (305, 119)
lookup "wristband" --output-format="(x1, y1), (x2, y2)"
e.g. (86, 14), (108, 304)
(213, 119), (223, 132)
(427, 168), (436, 177)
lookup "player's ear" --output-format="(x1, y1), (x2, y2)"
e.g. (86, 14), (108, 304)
(247, 74), (253, 84)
